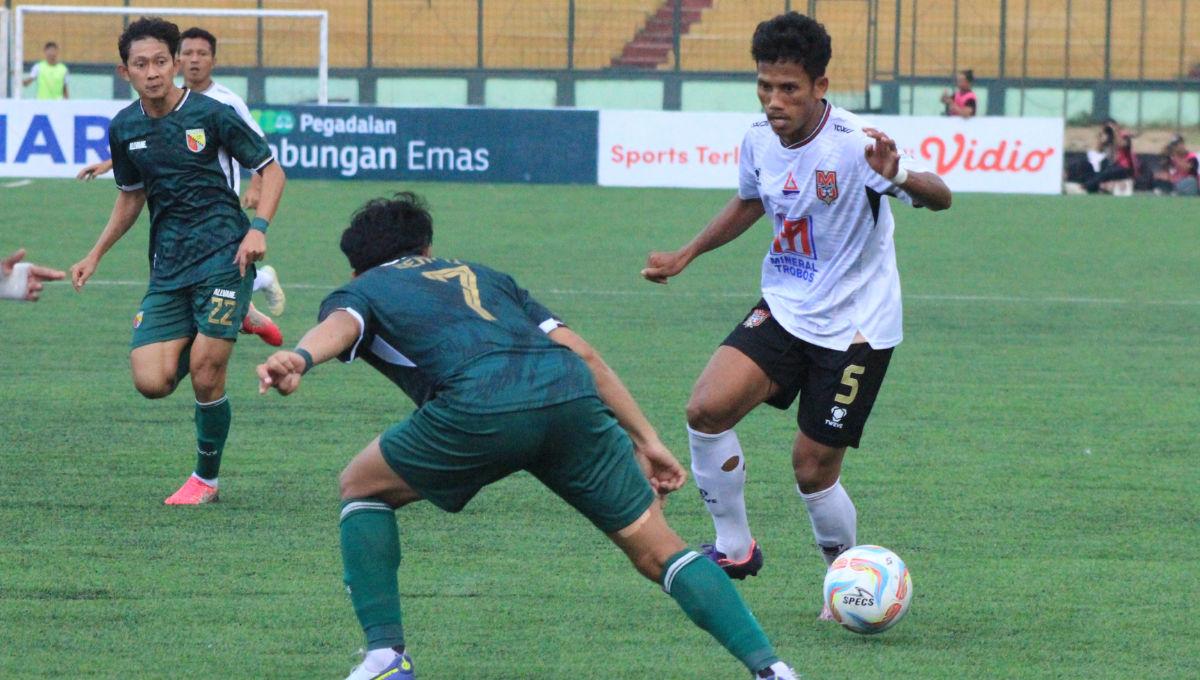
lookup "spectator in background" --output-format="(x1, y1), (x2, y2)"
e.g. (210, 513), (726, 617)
(941, 69), (977, 118)
(1084, 124), (1138, 194)
(22, 42), (69, 100)
(1152, 137), (1199, 196)
(2, 249), (66, 302)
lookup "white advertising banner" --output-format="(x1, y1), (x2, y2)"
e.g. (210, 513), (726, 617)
(0, 99), (128, 178)
(598, 110), (1064, 194)
(598, 110), (760, 189)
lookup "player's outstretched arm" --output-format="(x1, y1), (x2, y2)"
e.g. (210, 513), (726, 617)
(257, 310), (359, 396)
(863, 127), (952, 211)
(547, 326), (687, 496)
(641, 195), (764, 284)
(1, 249), (66, 302)
(70, 189), (147, 291)
(76, 159), (114, 181)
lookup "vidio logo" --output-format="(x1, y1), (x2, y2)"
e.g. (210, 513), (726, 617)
(251, 109), (296, 135)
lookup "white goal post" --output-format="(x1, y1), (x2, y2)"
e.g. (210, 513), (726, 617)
(11, 4), (329, 103)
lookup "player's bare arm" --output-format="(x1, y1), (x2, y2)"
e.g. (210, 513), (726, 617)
(70, 189), (147, 291)
(547, 326), (687, 495)
(863, 127), (952, 211)
(241, 172), (263, 209)
(642, 196), (765, 284)
(77, 158), (114, 181)
(257, 309), (358, 395)
(233, 162), (286, 275)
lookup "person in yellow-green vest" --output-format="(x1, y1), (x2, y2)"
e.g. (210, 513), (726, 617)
(23, 42), (70, 100)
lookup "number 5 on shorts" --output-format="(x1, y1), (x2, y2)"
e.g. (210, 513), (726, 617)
(835, 365), (865, 405)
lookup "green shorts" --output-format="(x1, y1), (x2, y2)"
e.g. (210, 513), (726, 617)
(130, 267), (255, 349)
(379, 396), (656, 534)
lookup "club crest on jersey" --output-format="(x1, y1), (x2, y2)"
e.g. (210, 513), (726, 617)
(133, 311), (144, 329)
(185, 129), (206, 153)
(743, 308), (771, 328)
(782, 172), (800, 196)
(815, 170), (839, 205)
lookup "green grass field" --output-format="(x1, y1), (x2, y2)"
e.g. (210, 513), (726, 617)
(2, 181), (1197, 679)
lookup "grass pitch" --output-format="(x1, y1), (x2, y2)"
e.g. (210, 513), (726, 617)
(1, 181), (1197, 679)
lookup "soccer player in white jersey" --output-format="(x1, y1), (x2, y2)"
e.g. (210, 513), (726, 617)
(642, 12), (952, 619)
(78, 27), (287, 342)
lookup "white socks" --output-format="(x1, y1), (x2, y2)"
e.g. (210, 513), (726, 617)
(688, 427), (752, 561)
(252, 266), (275, 293)
(798, 478), (856, 566)
(362, 647), (399, 672)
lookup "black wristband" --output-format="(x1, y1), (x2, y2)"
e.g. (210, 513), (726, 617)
(294, 348), (314, 374)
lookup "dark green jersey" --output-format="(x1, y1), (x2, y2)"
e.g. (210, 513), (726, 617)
(108, 89), (274, 291)
(318, 256), (597, 414)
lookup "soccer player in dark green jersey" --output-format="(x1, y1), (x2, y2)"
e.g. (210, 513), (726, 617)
(256, 194), (799, 680)
(69, 17), (287, 505)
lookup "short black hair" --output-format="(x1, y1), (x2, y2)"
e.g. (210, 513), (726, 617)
(340, 192), (434, 274)
(751, 12), (831, 81)
(44, 42), (58, 50)
(961, 69), (975, 83)
(118, 17), (181, 64)
(180, 27), (217, 57)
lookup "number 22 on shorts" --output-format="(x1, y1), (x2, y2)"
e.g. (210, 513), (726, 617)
(208, 296), (237, 325)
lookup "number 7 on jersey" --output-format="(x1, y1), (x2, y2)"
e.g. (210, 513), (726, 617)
(422, 265), (497, 321)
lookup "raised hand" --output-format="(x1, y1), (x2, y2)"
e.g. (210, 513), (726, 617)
(862, 126), (901, 180)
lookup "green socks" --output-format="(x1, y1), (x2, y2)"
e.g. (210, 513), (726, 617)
(193, 395), (231, 481)
(340, 499), (405, 651)
(662, 549), (779, 673)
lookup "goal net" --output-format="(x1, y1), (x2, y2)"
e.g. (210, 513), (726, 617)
(10, 5), (328, 104)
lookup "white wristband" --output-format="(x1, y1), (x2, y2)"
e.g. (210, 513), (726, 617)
(890, 166), (909, 186)
(1, 262), (31, 301)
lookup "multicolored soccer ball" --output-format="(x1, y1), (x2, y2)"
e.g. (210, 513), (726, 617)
(822, 545), (912, 634)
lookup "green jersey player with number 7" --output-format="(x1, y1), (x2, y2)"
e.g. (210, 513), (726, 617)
(256, 192), (800, 680)
(69, 17), (287, 505)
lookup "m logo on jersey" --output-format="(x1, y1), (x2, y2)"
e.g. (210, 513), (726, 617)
(185, 129), (206, 153)
(782, 172), (800, 196)
(815, 170), (839, 205)
(771, 215), (816, 258)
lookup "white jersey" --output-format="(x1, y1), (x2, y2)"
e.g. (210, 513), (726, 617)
(738, 102), (927, 351)
(197, 81), (265, 195)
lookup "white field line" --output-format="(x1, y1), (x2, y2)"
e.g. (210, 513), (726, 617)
(69, 280), (1200, 306)
(2, 179), (32, 188)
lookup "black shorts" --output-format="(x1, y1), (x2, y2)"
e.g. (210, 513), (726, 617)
(722, 299), (894, 448)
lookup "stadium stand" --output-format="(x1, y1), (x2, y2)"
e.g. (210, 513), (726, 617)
(575, 0), (661, 69)
(10, 0), (1199, 99)
(481, 0), (568, 69)
(678, 0), (871, 93)
(373, 1), (478, 68)
(611, 0), (710, 69)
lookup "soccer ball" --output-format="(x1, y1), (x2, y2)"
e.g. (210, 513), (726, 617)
(822, 545), (912, 634)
